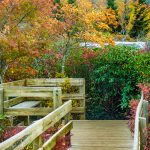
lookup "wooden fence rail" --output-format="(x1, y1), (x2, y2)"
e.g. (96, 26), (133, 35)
(0, 88), (3, 115)
(133, 92), (149, 150)
(0, 80), (26, 87)
(0, 100), (73, 150)
(0, 86), (62, 124)
(26, 78), (85, 119)
(0, 78), (85, 120)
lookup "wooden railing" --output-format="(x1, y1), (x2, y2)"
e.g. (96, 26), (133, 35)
(133, 93), (149, 150)
(26, 78), (86, 119)
(0, 78), (85, 119)
(0, 100), (73, 150)
(0, 86), (62, 116)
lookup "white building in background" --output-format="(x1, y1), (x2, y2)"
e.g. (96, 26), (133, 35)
(80, 41), (146, 49)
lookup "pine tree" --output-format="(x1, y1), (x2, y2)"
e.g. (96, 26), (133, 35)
(139, 0), (146, 4)
(68, 0), (76, 4)
(54, 0), (60, 4)
(107, 0), (116, 10)
(129, 3), (150, 38)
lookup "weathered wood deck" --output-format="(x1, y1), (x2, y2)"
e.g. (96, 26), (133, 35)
(69, 120), (133, 150)
(10, 101), (41, 108)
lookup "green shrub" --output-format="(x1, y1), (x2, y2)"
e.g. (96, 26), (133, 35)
(86, 46), (150, 119)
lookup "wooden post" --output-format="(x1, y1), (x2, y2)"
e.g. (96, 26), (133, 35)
(53, 89), (57, 110)
(64, 113), (70, 124)
(57, 88), (62, 107)
(27, 116), (30, 125)
(0, 88), (4, 115)
(79, 79), (85, 120)
(139, 117), (147, 150)
(33, 136), (43, 150)
(143, 100), (149, 124)
(64, 112), (71, 147)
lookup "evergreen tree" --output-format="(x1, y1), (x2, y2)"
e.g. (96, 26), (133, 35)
(107, 0), (116, 10)
(139, 0), (147, 4)
(54, 0), (60, 4)
(129, 4), (150, 38)
(54, 0), (75, 4)
(106, 0), (122, 33)
(68, 0), (76, 4)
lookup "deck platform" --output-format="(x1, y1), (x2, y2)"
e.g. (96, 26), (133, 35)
(10, 101), (41, 108)
(69, 120), (133, 150)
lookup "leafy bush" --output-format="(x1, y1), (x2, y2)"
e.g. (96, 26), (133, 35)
(31, 50), (62, 78)
(0, 116), (11, 142)
(128, 84), (150, 150)
(86, 46), (150, 119)
(127, 100), (139, 135)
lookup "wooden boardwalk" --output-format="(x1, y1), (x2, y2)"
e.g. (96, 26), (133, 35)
(69, 120), (133, 150)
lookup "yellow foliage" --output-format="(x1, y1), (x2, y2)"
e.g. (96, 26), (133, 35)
(49, 0), (118, 45)
(59, 78), (79, 94)
(55, 72), (66, 78)
(72, 100), (80, 107)
(45, 100), (53, 108)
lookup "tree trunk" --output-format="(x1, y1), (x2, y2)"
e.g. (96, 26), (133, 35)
(0, 75), (3, 84)
(61, 55), (66, 75)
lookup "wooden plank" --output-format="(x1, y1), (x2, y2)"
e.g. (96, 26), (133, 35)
(3, 87), (58, 97)
(139, 117), (147, 150)
(53, 90), (57, 110)
(4, 107), (53, 116)
(25, 97), (52, 101)
(70, 120), (133, 150)
(42, 100), (72, 131)
(57, 88), (62, 106)
(0, 88), (4, 115)
(133, 93), (144, 150)
(0, 119), (43, 150)
(0, 100), (72, 150)
(71, 107), (85, 113)
(33, 136), (43, 150)
(26, 78), (84, 86)
(1, 80), (25, 87)
(62, 94), (84, 100)
(40, 121), (73, 149)
(143, 100), (148, 124)
(79, 78), (85, 119)
(69, 146), (132, 150)
(25, 78), (85, 118)
(10, 101), (41, 108)
(4, 97), (25, 108)
(15, 100), (72, 150)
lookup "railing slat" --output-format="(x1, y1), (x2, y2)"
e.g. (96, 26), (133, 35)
(39, 121), (73, 150)
(0, 100), (72, 150)
(0, 88), (4, 115)
(143, 100), (149, 124)
(133, 92), (148, 150)
(139, 117), (147, 149)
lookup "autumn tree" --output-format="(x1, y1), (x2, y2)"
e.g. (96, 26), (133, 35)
(107, 0), (150, 40)
(0, 0), (55, 82)
(42, 0), (117, 74)
(0, 0), (117, 80)
(0, 0), (34, 82)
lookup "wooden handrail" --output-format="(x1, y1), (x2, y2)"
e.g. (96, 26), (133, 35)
(38, 121), (73, 150)
(0, 100), (72, 150)
(133, 92), (149, 150)
(0, 78), (86, 119)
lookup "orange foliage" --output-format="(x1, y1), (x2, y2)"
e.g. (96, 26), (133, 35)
(0, 0), (118, 80)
